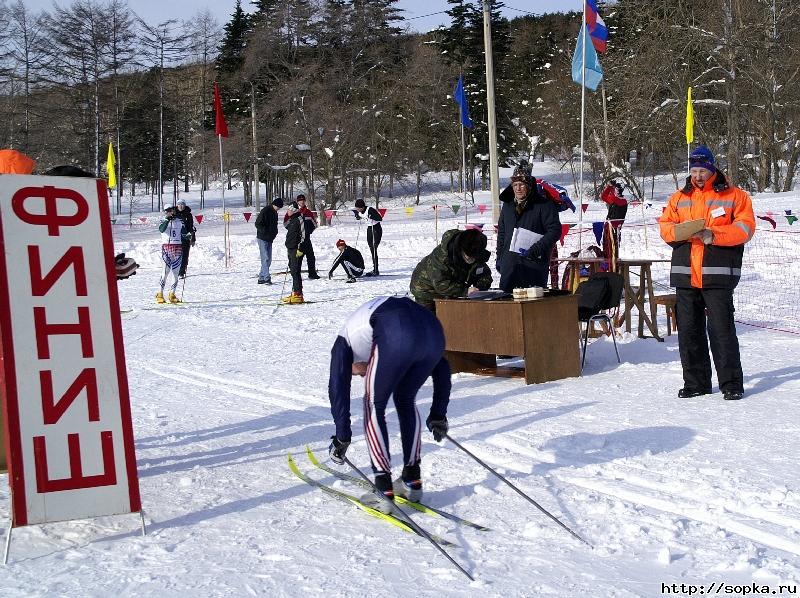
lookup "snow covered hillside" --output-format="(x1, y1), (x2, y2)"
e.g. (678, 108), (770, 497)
(2, 166), (800, 597)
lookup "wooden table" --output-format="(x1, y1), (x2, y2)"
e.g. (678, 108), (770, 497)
(617, 259), (670, 341)
(434, 294), (580, 384)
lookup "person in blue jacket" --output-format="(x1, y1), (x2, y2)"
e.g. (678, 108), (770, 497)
(327, 296), (451, 513)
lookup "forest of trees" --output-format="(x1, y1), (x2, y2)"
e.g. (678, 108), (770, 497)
(2, 0), (800, 217)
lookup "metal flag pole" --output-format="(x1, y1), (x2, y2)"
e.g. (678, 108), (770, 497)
(482, 0), (500, 224)
(578, 8), (587, 253)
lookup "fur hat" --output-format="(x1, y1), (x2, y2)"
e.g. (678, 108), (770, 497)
(272, 197), (284, 209)
(354, 198), (366, 209)
(335, 239), (346, 249)
(457, 228), (488, 259)
(689, 146), (716, 173)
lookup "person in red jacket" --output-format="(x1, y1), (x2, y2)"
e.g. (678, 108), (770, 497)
(601, 180), (628, 266)
(659, 146), (755, 401)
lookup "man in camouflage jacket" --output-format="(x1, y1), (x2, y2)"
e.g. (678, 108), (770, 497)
(410, 228), (493, 312)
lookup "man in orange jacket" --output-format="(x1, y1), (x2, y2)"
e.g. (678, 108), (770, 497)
(659, 146), (755, 401)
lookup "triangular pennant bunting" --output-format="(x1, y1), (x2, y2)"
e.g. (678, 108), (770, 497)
(243, 212), (252, 222)
(592, 221), (604, 245)
(195, 214), (204, 224)
(324, 209), (335, 220)
(139, 217), (147, 223)
(786, 215), (797, 225)
(560, 223), (570, 246)
(404, 207), (414, 217)
(378, 208), (387, 218)
(581, 203), (589, 213)
(757, 215), (777, 229)
(451, 204), (460, 215)
(477, 204), (487, 215)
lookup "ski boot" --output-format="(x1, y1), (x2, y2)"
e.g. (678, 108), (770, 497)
(281, 292), (304, 305)
(393, 463), (423, 502)
(359, 473), (395, 514)
(156, 291), (165, 304)
(168, 291), (180, 304)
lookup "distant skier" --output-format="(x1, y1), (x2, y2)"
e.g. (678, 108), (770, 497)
(353, 198), (383, 276)
(328, 239), (364, 283)
(282, 201), (305, 304)
(157, 205), (189, 303)
(175, 198), (196, 278)
(327, 296), (451, 513)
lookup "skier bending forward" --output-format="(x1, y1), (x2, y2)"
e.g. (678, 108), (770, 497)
(327, 296), (451, 513)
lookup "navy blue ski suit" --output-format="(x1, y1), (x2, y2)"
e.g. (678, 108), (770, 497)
(328, 297), (451, 474)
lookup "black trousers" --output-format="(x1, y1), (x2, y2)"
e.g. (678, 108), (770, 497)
(288, 251), (303, 294)
(676, 287), (743, 393)
(367, 224), (382, 274)
(179, 241), (191, 276)
(299, 239), (317, 276)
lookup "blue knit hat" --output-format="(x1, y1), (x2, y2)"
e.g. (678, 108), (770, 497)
(689, 146), (716, 173)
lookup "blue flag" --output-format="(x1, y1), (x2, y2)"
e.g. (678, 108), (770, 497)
(571, 24), (603, 91)
(453, 75), (474, 129)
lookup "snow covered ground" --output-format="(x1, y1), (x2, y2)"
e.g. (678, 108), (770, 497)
(2, 165), (800, 597)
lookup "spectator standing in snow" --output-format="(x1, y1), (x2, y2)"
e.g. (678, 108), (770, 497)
(157, 205), (189, 303)
(255, 197), (283, 284)
(496, 166), (561, 292)
(175, 198), (196, 278)
(327, 296), (451, 514)
(353, 198), (383, 276)
(601, 180), (628, 266)
(284, 194), (320, 279)
(410, 228), (493, 312)
(659, 146), (755, 401)
(282, 201), (305, 304)
(328, 239), (364, 282)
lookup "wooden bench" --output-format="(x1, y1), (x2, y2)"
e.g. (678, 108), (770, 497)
(653, 294), (677, 336)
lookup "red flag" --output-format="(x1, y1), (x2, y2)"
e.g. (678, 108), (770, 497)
(243, 212), (252, 222)
(195, 214), (204, 224)
(214, 82), (229, 138)
(378, 208), (387, 218)
(560, 223), (570, 246)
(324, 209), (335, 220)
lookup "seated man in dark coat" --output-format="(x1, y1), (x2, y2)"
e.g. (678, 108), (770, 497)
(410, 228), (492, 312)
(496, 166), (561, 292)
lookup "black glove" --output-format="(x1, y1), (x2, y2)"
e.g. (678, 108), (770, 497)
(426, 415), (448, 442)
(328, 436), (350, 464)
(524, 242), (543, 261)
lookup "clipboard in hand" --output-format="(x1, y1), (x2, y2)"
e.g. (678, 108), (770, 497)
(673, 218), (705, 241)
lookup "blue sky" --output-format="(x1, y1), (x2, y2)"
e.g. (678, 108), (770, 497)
(22, 0), (581, 30)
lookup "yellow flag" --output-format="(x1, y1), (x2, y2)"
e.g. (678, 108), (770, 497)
(106, 142), (117, 189)
(685, 87), (694, 144)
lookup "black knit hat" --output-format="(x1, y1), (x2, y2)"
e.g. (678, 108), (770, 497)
(272, 197), (284, 208)
(510, 165), (533, 186)
(354, 198), (366, 209)
(458, 228), (488, 259)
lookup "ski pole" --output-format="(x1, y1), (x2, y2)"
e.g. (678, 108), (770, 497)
(444, 433), (592, 548)
(342, 456), (474, 582)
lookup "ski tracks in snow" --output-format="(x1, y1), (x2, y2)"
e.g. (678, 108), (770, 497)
(466, 432), (800, 559)
(144, 366), (323, 412)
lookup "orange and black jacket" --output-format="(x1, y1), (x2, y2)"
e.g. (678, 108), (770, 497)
(659, 172), (755, 289)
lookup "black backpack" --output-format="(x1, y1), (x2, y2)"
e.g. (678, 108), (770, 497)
(576, 275), (612, 320)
